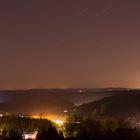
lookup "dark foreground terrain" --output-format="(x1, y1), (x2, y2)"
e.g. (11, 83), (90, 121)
(0, 115), (140, 140)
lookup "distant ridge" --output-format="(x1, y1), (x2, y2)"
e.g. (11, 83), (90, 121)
(76, 90), (140, 119)
(0, 88), (139, 115)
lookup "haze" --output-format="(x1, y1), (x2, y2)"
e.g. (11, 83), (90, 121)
(0, 0), (140, 89)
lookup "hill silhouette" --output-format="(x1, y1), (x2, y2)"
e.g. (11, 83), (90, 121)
(0, 88), (116, 114)
(76, 90), (140, 119)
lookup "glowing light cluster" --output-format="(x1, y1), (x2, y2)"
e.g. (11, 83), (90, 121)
(24, 133), (36, 140)
(54, 119), (64, 126)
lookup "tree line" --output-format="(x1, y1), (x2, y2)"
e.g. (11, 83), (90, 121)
(0, 114), (140, 140)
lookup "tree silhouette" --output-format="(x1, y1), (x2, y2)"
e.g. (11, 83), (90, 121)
(36, 128), (47, 140)
(8, 129), (22, 140)
(36, 124), (62, 140)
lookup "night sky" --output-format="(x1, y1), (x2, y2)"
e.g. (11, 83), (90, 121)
(0, 0), (140, 89)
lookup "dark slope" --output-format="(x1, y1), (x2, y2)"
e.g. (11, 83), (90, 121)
(76, 90), (140, 118)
